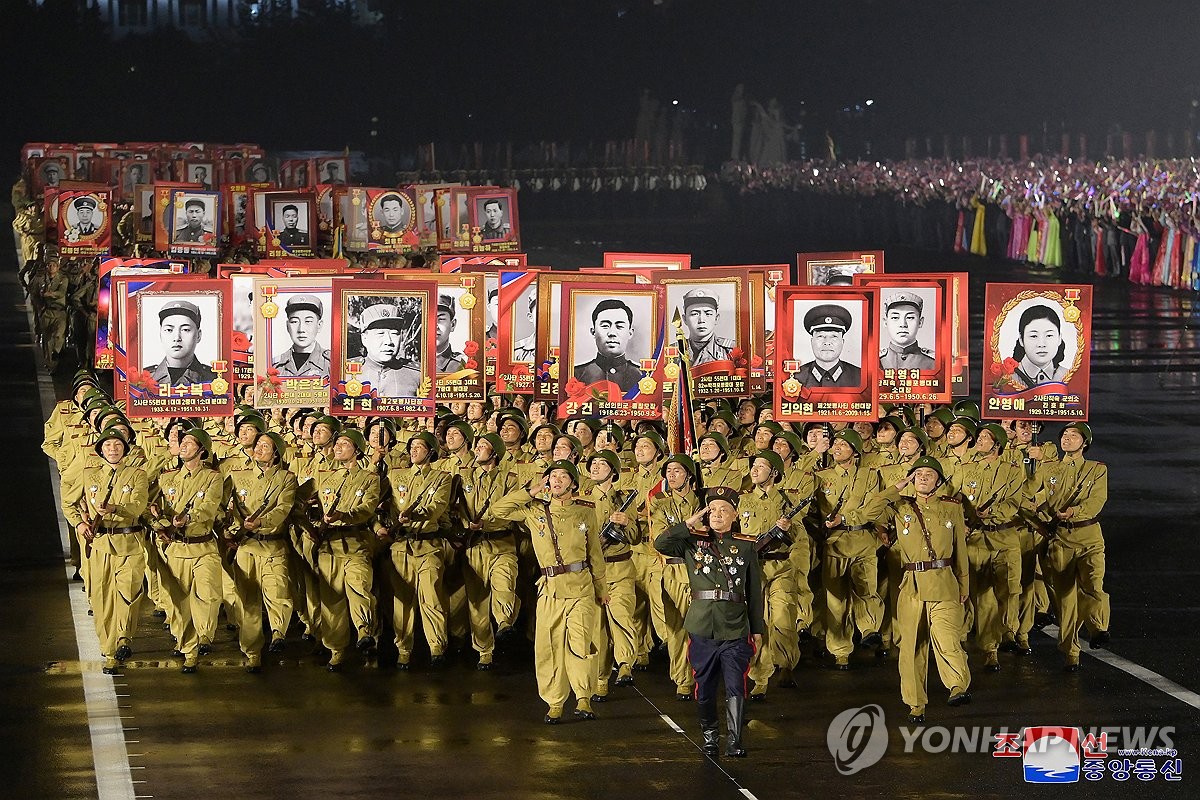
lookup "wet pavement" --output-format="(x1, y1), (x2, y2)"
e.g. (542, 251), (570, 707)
(4, 217), (1199, 799)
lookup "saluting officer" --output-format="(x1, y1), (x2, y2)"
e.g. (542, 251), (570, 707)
(863, 456), (972, 724)
(656, 486), (765, 758)
(487, 461), (609, 724)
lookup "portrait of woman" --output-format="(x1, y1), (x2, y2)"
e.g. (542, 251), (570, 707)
(1010, 303), (1067, 386)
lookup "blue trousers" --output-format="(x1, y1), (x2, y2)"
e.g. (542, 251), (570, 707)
(688, 634), (753, 704)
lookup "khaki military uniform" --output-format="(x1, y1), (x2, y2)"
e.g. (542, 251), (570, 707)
(1032, 454), (1109, 663)
(618, 462), (663, 666)
(289, 448), (337, 638)
(648, 488), (702, 695)
(489, 489), (607, 717)
(382, 463), (452, 663)
(461, 463), (520, 663)
(584, 482), (639, 694)
(226, 463), (298, 660)
(779, 467), (820, 636)
(153, 464), (225, 663)
(815, 462), (883, 662)
(1007, 440), (1060, 637)
(740, 483), (798, 694)
(62, 459), (149, 668)
(864, 487), (971, 716)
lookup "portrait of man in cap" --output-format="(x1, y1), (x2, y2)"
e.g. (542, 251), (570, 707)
(572, 297), (643, 394)
(319, 160), (345, 185)
(349, 299), (422, 397)
(273, 293), (331, 378)
(274, 202), (309, 248)
(68, 196), (101, 238)
(124, 163), (146, 196)
(879, 290), (935, 370)
(173, 197), (211, 243)
(477, 197), (511, 241)
(247, 161), (272, 184)
(796, 303), (862, 388)
(375, 193), (411, 235)
(187, 163), (213, 190)
(40, 161), (63, 188)
(678, 287), (735, 366)
(143, 298), (219, 386)
(512, 286), (537, 362)
(435, 293), (466, 372)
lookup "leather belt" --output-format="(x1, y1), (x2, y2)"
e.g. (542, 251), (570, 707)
(325, 524), (370, 538)
(664, 557), (686, 565)
(604, 551), (633, 564)
(540, 560), (589, 578)
(477, 530), (513, 541)
(1061, 516), (1101, 529)
(903, 558), (952, 572)
(760, 552), (789, 561)
(692, 589), (744, 603)
(175, 533), (216, 544)
(247, 532), (288, 542)
(832, 523), (874, 532)
(97, 526), (141, 536)
(982, 521), (1021, 533)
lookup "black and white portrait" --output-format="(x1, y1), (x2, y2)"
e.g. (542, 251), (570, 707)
(570, 293), (654, 394)
(124, 162), (148, 198)
(231, 275), (255, 353)
(64, 195), (105, 240)
(510, 283), (537, 363)
(172, 194), (215, 244)
(484, 275), (499, 342)
(878, 287), (937, 371)
(346, 294), (425, 398)
(371, 192), (413, 236)
(808, 261), (874, 287)
(790, 300), (865, 389)
(317, 158), (346, 185)
(434, 289), (469, 373)
(39, 160), (64, 188)
(475, 196), (512, 241)
(271, 200), (310, 248)
(186, 163), (214, 190)
(666, 281), (739, 367)
(246, 160), (274, 185)
(138, 187), (155, 235)
(996, 299), (1080, 387)
(139, 293), (221, 386)
(271, 290), (333, 378)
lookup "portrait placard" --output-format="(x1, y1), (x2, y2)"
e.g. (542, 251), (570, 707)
(96, 259), (188, 371)
(217, 263), (313, 384)
(330, 279), (437, 417)
(264, 192), (317, 258)
(495, 269), (542, 394)
(243, 158), (277, 186)
(774, 286), (880, 422)
(57, 189), (113, 257)
(854, 274), (953, 404)
(467, 188), (521, 254)
(534, 272), (636, 401)
(603, 252), (691, 271)
(315, 157), (348, 186)
(251, 276), (335, 408)
(168, 189), (221, 257)
(125, 279), (234, 418)
(652, 269), (752, 398)
(225, 182), (269, 244)
(949, 273), (970, 396)
(982, 284), (1092, 420)
(799, 250), (884, 286)
(413, 183), (460, 249)
(448, 186), (487, 252)
(182, 161), (216, 190)
(381, 273), (487, 402)
(356, 187), (419, 254)
(559, 284), (665, 420)
(438, 254), (527, 272)
(119, 161), (154, 202)
(153, 182), (202, 251)
(31, 156), (71, 195)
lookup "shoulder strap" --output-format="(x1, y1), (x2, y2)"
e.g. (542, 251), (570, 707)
(902, 498), (938, 560)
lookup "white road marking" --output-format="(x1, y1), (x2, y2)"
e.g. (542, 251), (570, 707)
(1044, 624), (1200, 710)
(660, 714), (685, 734)
(31, 310), (137, 800)
(739, 790), (761, 800)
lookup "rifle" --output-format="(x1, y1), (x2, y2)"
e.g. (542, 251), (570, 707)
(225, 486), (279, 561)
(308, 472), (352, 549)
(600, 489), (638, 548)
(754, 493), (816, 553)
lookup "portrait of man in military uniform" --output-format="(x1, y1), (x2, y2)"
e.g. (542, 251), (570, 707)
(124, 163), (146, 197)
(319, 160), (345, 184)
(187, 164), (213, 190)
(273, 202), (310, 248)
(678, 287), (736, 366)
(40, 161), (64, 189)
(794, 303), (863, 388)
(374, 193), (411, 235)
(67, 196), (102, 238)
(512, 287), (537, 362)
(879, 290), (936, 370)
(272, 293), (332, 378)
(477, 198), (512, 241)
(572, 298), (644, 394)
(142, 298), (219, 386)
(485, 285), (499, 342)
(349, 299), (422, 397)
(173, 197), (212, 243)
(435, 293), (466, 372)
(247, 161), (273, 184)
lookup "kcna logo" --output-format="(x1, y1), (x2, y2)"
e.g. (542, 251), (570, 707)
(827, 705), (889, 775)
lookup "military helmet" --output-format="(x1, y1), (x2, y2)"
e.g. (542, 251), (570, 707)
(543, 459), (580, 488)
(1062, 421), (1093, 448)
(586, 450), (622, 478)
(661, 453), (701, 485)
(94, 427), (131, 457)
(408, 430), (440, 462)
(338, 428), (369, 455)
(752, 450), (785, 482)
(977, 423), (1008, 453)
(952, 400), (981, 421)
(907, 455), (946, 483)
(832, 429), (864, 456)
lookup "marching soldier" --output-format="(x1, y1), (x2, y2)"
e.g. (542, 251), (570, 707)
(151, 427), (224, 673)
(696, 432), (746, 491)
(459, 433), (520, 669)
(225, 431), (298, 672)
(303, 429), (381, 670)
(377, 431), (452, 668)
(487, 461), (609, 724)
(1005, 419), (1059, 638)
(620, 430), (666, 670)
(862, 457), (972, 723)
(656, 486), (765, 758)
(1031, 423), (1109, 671)
(62, 428), (149, 674)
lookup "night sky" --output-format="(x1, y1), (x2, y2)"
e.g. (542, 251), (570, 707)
(4, 0), (1199, 164)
